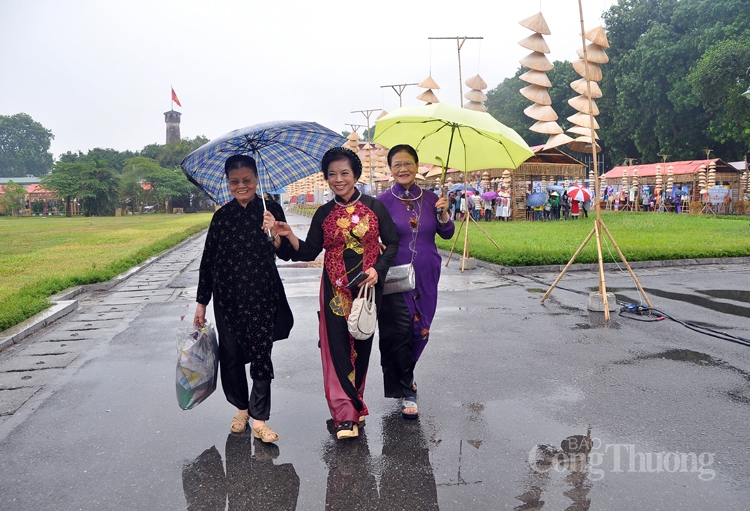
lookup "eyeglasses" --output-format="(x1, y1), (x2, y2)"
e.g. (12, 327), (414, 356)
(228, 177), (256, 187)
(391, 162), (416, 171)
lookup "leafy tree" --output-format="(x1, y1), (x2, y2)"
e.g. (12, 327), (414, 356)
(0, 180), (27, 216)
(0, 113), (54, 177)
(41, 160), (120, 216)
(598, 0), (750, 164)
(140, 136), (209, 168)
(687, 38), (750, 155)
(121, 156), (196, 212)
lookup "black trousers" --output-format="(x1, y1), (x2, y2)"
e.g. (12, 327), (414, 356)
(378, 292), (417, 399)
(215, 310), (272, 421)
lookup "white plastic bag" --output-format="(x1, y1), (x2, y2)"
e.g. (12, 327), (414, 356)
(176, 322), (219, 410)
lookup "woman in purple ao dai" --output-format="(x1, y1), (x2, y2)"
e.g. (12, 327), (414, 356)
(377, 144), (454, 419)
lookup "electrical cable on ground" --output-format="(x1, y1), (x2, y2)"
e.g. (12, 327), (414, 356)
(507, 267), (750, 348)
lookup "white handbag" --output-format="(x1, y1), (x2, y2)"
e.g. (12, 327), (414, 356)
(347, 283), (377, 340)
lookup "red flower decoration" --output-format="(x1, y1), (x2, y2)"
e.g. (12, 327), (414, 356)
(420, 328), (430, 338)
(409, 217), (418, 229)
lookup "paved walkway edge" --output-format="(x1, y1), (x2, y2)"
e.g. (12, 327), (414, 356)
(439, 250), (750, 275)
(0, 230), (207, 352)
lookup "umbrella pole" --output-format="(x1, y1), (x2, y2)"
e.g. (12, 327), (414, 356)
(445, 214), (465, 267)
(255, 154), (274, 243)
(540, 226), (596, 303)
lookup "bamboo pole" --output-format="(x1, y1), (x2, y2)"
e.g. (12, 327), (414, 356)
(599, 221), (653, 308)
(593, 218), (610, 321)
(445, 214), (465, 267)
(540, 226), (596, 302)
(469, 215), (502, 250)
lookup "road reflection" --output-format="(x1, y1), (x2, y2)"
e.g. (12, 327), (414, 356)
(182, 434), (300, 510)
(323, 412), (439, 510)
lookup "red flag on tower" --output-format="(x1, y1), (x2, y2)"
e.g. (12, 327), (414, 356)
(171, 88), (182, 107)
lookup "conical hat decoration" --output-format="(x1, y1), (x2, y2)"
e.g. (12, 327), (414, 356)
(518, 33), (551, 53)
(418, 76), (440, 89)
(567, 126), (598, 138)
(567, 136), (601, 153)
(376, 110), (388, 120)
(543, 132), (574, 150)
(464, 89), (487, 102)
(344, 132), (360, 152)
(519, 12), (551, 34)
(465, 74), (487, 90)
(576, 43), (609, 64)
(520, 70), (552, 87)
(417, 89), (440, 104)
(464, 101), (487, 112)
(570, 78), (603, 98)
(463, 74), (487, 111)
(524, 103), (558, 121)
(585, 26), (610, 48)
(572, 60), (603, 81)
(520, 52), (554, 72)
(520, 85), (552, 105)
(530, 120), (563, 134)
(567, 112), (600, 129)
(568, 95), (600, 115)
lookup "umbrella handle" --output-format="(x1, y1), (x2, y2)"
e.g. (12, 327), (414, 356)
(254, 155), (275, 243)
(435, 156), (446, 217)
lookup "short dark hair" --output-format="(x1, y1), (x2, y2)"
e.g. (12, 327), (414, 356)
(225, 154), (258, 177)
(321, 147), (362, 180)
(387, 144), (419, 166)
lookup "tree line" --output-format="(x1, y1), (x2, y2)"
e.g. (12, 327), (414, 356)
(0, 111), (209, 216)
(486, 0), (750, 167)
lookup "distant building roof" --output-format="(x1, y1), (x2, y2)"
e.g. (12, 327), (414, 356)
(603, 158), (738, 179)
(728, 161), (746, 171)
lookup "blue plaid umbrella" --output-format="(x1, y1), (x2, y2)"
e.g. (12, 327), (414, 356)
(180, 120), (345, 206)
(526, 192), (548, 208)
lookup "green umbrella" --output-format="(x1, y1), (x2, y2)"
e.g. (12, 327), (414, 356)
(373, 102), (533, 178)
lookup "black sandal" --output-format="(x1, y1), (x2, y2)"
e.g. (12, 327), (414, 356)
(336, 421), (359, 440)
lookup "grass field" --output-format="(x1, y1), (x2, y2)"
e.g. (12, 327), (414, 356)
(435, 211), (750, 266)
(0, 214), (212, 332)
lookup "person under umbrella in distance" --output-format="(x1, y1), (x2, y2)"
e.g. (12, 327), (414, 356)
(377, 144), (455, 419)
(193, 155), (293, 442)
(270, 147), (399, 440)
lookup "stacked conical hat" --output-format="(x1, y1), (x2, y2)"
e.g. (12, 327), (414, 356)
(344, 131), (360, 151)
(621, 169), (628, 187)
(707, 161), (716, 189)
(517, 11), (572, 150)
(502, 169), (512, 189)
(464, 74), (488, 112)
(654, 165), (662, 196)
(698, 165), (707, 195)
(417, 76), (440, 104)
(632, 168), (639, 189)
(666, 165), (674, 195)
(566, 26), (609, 153)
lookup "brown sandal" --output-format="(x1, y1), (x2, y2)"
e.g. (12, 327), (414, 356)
(230, 413), (250, 433)
(253, 424), (279, 443)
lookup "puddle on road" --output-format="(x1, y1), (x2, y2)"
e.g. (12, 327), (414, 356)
(698, 289), (750, 304)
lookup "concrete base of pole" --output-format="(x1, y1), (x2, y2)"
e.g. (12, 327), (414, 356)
(588, 292), (618, 312)
(461, 258), (478, 270)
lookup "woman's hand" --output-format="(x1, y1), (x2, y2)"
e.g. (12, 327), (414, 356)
(262, 211), (277, 234)
(361, 267), (378, 287)
(435, 196), (450, 223)
(273, 220), (293, 237)
(193, 303), (207, 327)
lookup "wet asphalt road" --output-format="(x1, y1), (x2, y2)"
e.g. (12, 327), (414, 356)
(0, 211), (749, 510)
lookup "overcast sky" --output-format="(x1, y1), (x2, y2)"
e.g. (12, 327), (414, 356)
(0, 0), (614, 159)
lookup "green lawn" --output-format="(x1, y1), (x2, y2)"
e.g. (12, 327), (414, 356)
(0, 214), (212, 332)
(436, 211), (750, 266)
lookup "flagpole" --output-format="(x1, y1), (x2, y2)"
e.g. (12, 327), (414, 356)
(170, 85), (173, 111)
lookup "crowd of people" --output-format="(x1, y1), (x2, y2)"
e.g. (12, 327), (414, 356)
(193, 144), (453, 442)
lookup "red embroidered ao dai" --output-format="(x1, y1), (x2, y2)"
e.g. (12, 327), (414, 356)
(292, 193), (399, 427)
